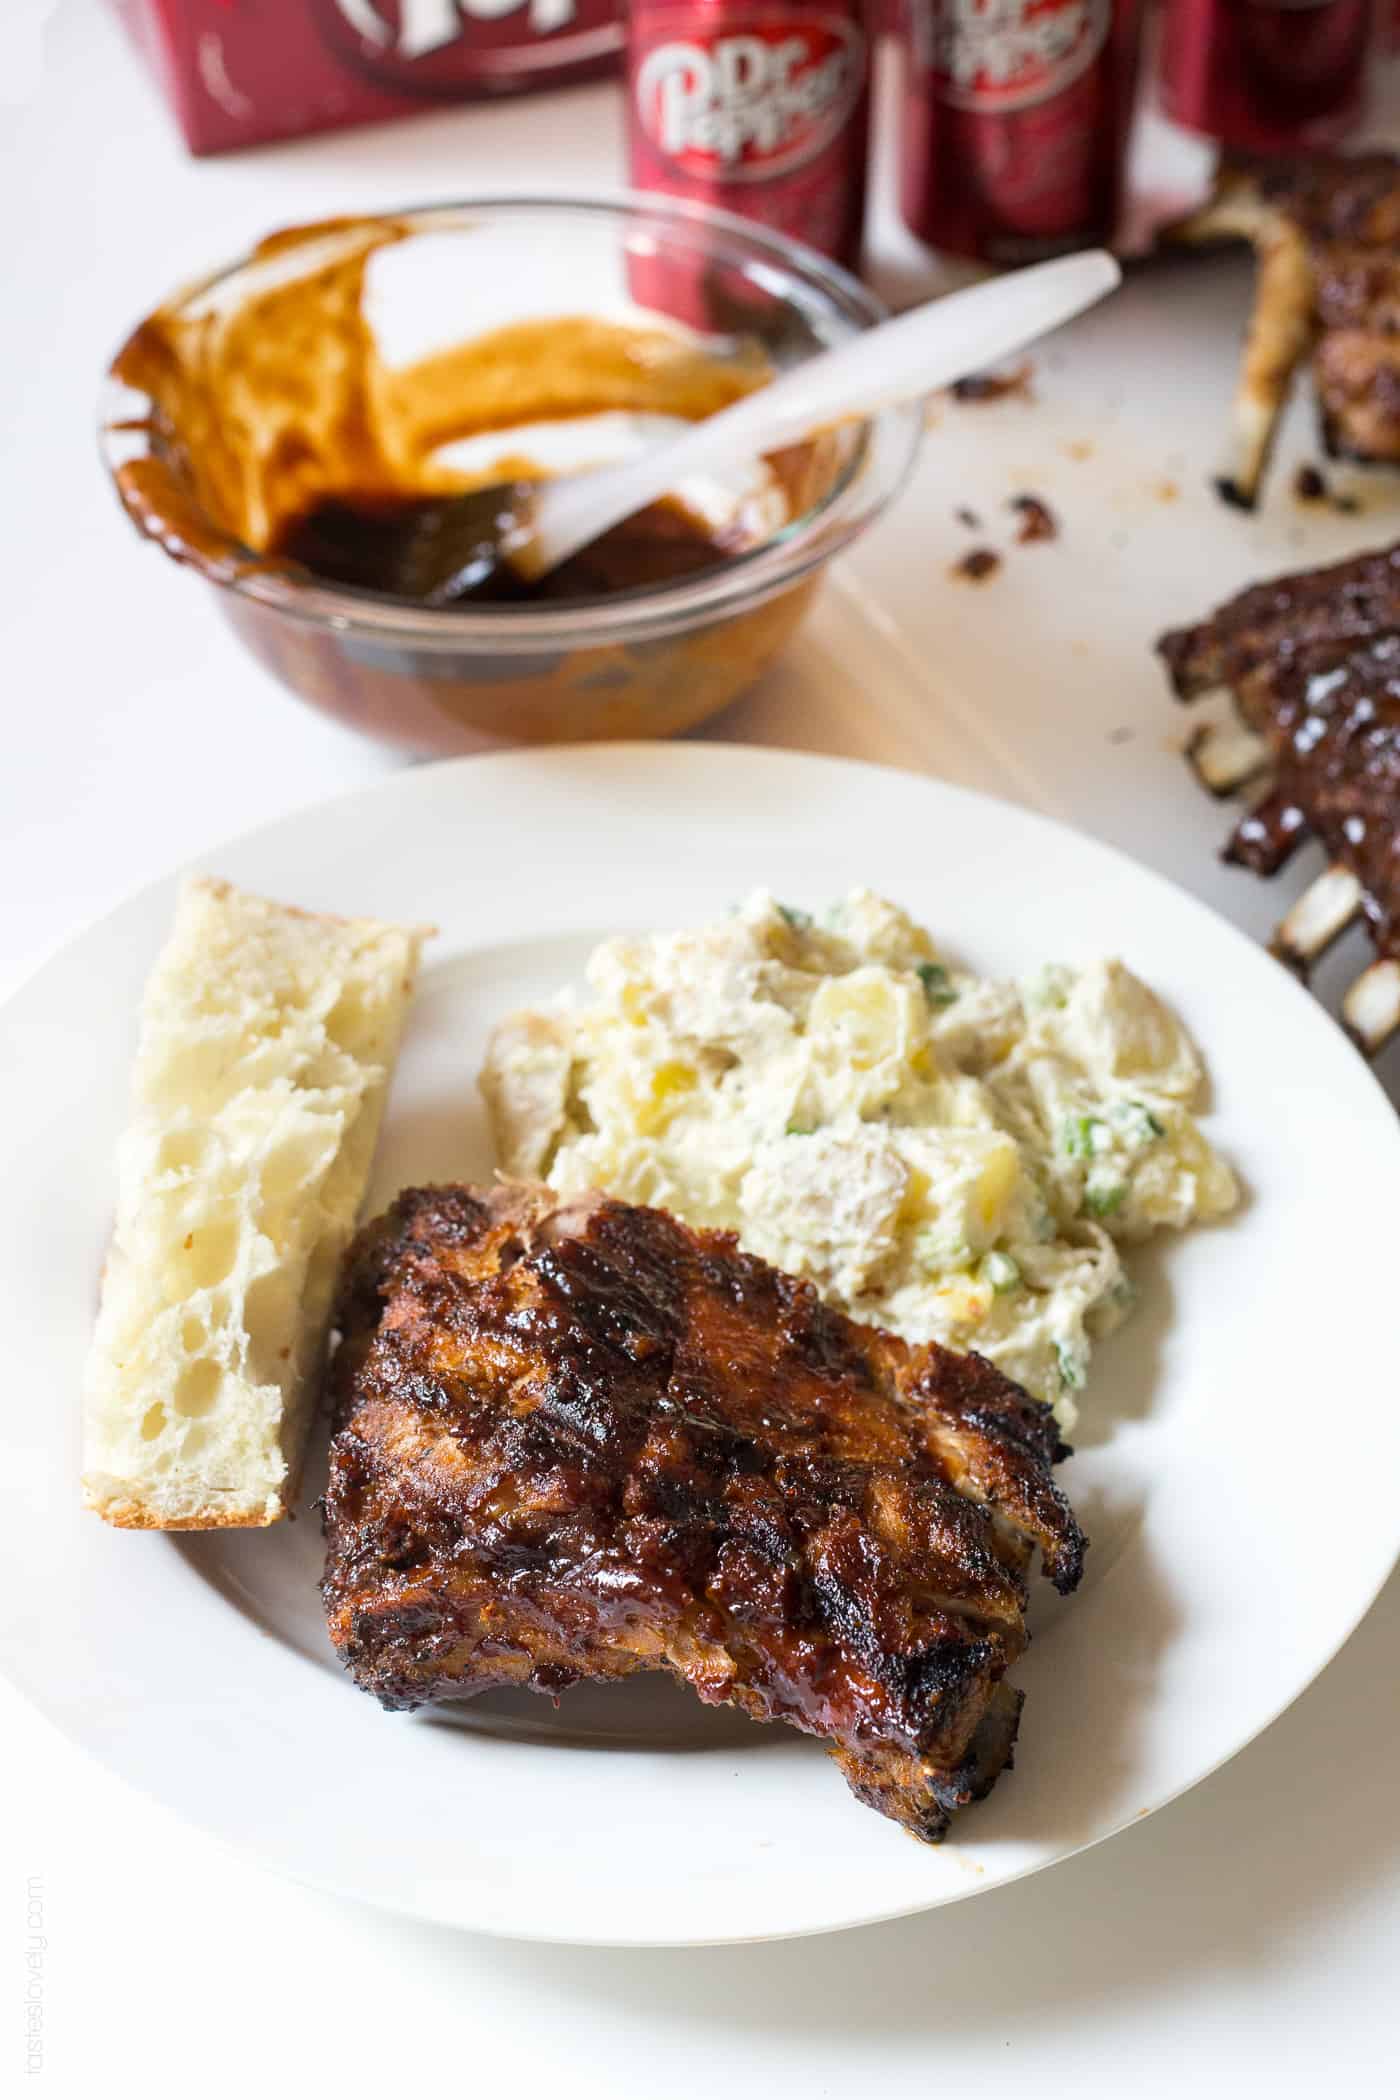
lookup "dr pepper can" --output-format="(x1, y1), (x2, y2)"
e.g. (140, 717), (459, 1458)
(896, 0), (1143, 266)
(626, 0), (872, 271)
(1157, 0), (1374, 154)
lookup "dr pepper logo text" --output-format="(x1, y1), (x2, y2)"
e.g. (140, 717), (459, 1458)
(634, 12), (866, 179)
(320, 0), (597, 91)
(918, 0), (1110, 112)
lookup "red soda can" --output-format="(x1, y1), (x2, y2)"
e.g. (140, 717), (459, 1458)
(896, 0), (1143, 266)
(625, 0), (872, 273)
(1157, 0), (1375, 153)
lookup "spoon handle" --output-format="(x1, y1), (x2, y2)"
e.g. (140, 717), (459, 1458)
(528, 248), (1121, 576)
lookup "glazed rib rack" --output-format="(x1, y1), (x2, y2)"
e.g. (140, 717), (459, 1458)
(1159, 539), (1400, 1056)
(1169, 151), (1400, 508)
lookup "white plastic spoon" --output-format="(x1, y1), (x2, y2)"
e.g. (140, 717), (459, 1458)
(345, 247), (1122, 603)
(514, 246), (1121, 581)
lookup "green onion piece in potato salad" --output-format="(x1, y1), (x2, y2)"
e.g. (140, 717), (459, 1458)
(1056, 1344), (1087, 1393)
(916, 961), (957, 1008)
(1113, 1099), (1166, 1145)
(1062, 1114), (1110, 1159)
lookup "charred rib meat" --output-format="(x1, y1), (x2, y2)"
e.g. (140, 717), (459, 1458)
(1170, 152), (1400, 506)
(321, 1183), (1085, 1842)
(1159, 541), (1400, 1048)
(1159, 541), (1400, 707)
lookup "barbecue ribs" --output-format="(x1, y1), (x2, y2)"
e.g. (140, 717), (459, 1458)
(1159, 540), (1400, 1052)
(1170, 152), (1400, 506)
(321, 1183), (1086, 1841)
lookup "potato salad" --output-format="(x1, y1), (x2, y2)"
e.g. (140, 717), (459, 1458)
(479, 892), (1237, 1426)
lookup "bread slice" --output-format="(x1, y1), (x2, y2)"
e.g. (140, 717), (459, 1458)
(81, 876), (427, 1530)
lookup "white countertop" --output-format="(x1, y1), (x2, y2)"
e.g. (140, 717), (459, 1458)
(3, 6), (1396, 2089)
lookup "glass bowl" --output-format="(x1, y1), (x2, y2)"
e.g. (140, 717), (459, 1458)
(99, 195), (923, 757)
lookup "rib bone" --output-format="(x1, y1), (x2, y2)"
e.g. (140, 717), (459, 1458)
(1171, 174), (1315, 510)
(1343, 959), (1400, 1054)
(1271, 865), (1363, 969)
(1166, 155), (1400, 505)
(1187, 720), (1273, 796)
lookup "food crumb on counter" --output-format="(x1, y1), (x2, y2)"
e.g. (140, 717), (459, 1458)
(1292, 462), (1361, 513)
(1155, 479), (1180, 503)
(955, 506), (982, 529)
(951, 360), (1033, 404)
(1010, 493), (1058, 543)
(1063, 438), (1094, 461)
(951, 548), (1002, 582)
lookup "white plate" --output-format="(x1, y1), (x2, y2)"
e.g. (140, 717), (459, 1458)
(2, 742), (1397, 1946)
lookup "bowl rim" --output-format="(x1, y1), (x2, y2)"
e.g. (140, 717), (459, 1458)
(98, 190), (925, 650)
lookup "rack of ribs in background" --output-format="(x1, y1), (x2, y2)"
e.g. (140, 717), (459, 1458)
(1158, 541), (1400, 1056)
(1168, 151), (1400, 508)
(322, 1183), (1086, 1842)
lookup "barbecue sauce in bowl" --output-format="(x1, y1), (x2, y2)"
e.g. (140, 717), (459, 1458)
(102, 212), (851, 752)
(269, 484), (748, 608)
